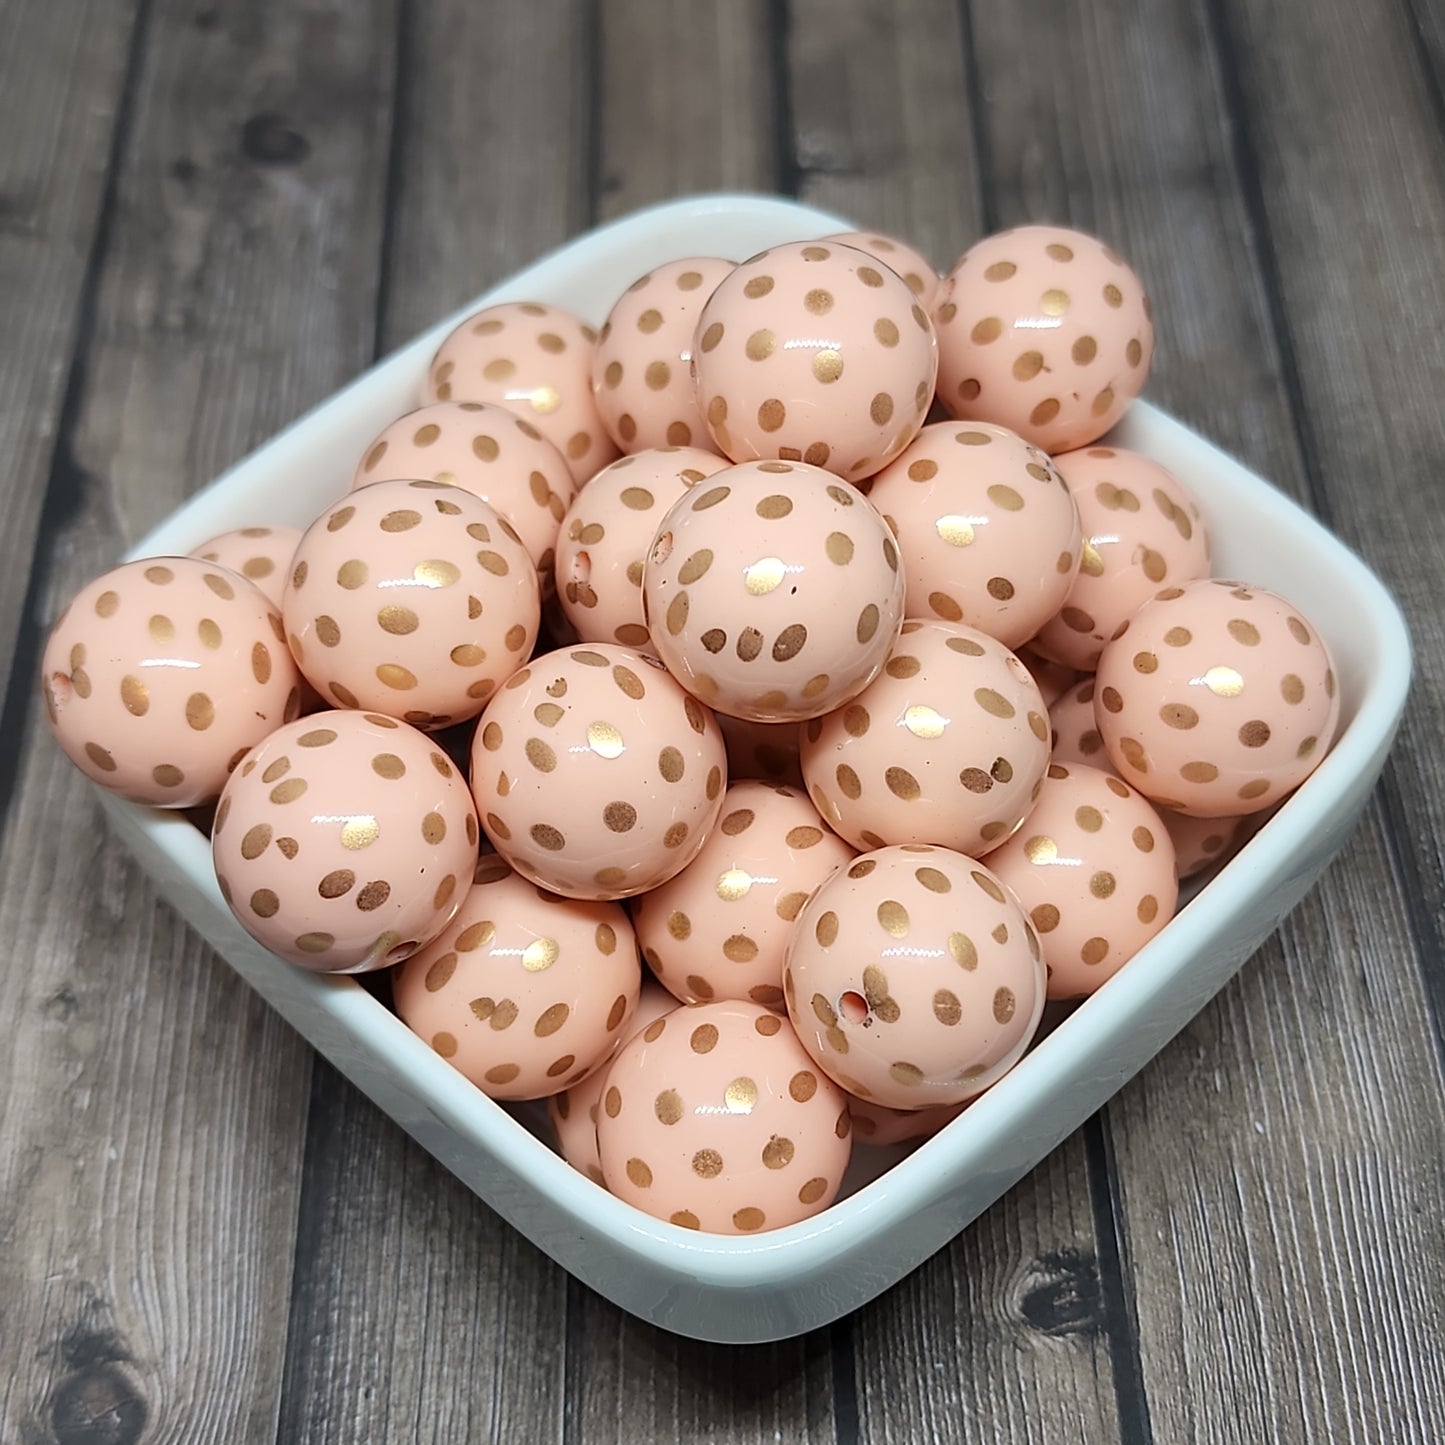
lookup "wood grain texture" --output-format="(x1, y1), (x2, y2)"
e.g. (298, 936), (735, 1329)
(783, 7), (1124, 1441)
(787, 0), (977, 267)
(2, 1), (1443, 1440)
(0, 0), (396, 1439)
(0, 0), (141, 711)
(595, 0), (778, 218)
(967, 1), (1445, 1440)
(272, 5), (591, 1440)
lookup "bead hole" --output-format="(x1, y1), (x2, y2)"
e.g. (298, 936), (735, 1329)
(838, 990), (869, 1025)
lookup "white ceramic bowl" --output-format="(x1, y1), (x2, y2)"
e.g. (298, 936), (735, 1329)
(97, 195), (1410, 1344)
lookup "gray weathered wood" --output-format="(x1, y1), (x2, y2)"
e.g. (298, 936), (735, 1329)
(0, 0), (141, 708)
(595, 0), (778, 219)
(0, 0), (396, 1439)
(271, 5), (596, 1440)
(967, 0), (1445, 1440)
(785, 6), (1125, 1440)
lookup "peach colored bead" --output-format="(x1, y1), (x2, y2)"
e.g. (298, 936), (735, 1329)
(592, 257), (734, 454)
(189, 526), (302, 608)
(716, 713), (806, 788)
(799, 620), (1051, 855)
(549, 977), (680, 1186)
(692, 240), (938, 481)
(423, 301), (621, 486)
(596, 1000), (853, 1234)
(632, 780), (855, 1010)
(1095, 579), (1340, 817)
(848, 1096), (965, 1147)
(1031, 446), (1211, 671)
(350, 401), (575, 593)
(212, 710), (478, 972)
(933, 225), (1154, 451)
(866, 421), (1082, 648)
(41, 558), (303, 808)
(643, 460), (906, 722)
(394, 857), (642, 1100)
(784, 846), (1045, 1109)
(555, 446), (728, 648)
(282, 480), (540, 730)
(823, 230), (942, 308)
(987, 763), (1179, 1000)
(1049, 678), (1246, 879)
(469, 643), (728, 900)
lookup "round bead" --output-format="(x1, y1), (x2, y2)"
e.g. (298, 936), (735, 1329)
(591, 257), (735, 454)
(211, 710), (478, 972)
(351, 401), (575, 594)
(986, 763), (1179, 1000)
(692, 240), (938, 481)
(643, 460), (906, 722)
(555, 446), (728, 648)
(595, 999), (853, 1233)
(423, 301), (620, 485)
(469, 643), (728, 899)
(1049, 678), (1247, 878)
(1094, 579), (1340, 816)
(784, 846), (1045, 1108)
(188, 526), (302, 608)
(282, 480), (540, 730)
(799, 620), (1051, 855)
(933, 225), (1154, 451)
(632, 780), (855, 1009)
(548, 976), (679, 1186)
(1031, 446), (1210, 671)
(822, 230), (942, 308)
(41, 558), (303, 808)
(394, 858), (642, 1099)
(866, 421), (1082, 648)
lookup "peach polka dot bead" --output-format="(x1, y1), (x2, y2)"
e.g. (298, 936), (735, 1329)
(394, 857), (642, 1100)
(823, 230), (941, 308)
(716, 713), (805, 787)
(692, 241), (938, 481)
(592, 257), (734, 454)
(1095, 579), (1340, 817)
(632, 780), (855, 1009)
(549, 977), (679, 1186)
(1050, 678), (1246, 879)
(350, 401), (576, 594)
(643, 460), (906, 722)
(282, 479), (540, 730)
(423, 301), (620, 486)
(595, 1000), (853, 1233)
(987, 763), (1178, 1000)
(799, 620), (1051, 855)
(867, 421), (1083, 649)
(189, 526), (302, 608)
(212, 710), (478, 972)
(933, 225), (1154, 452)
(848, 1096), (965, 1147)
(784, 846), (1045, 1109)
(41, 558), (303, 808)
(1031, 447), (1210, 671)
(555, 446), (728, 648)
(469, 643), (728, 900)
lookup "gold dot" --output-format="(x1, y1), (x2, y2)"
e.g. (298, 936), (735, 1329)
(691, 1024), (719, 1055)
(1181, 761), (1219, 783)
(1030, 398), (1061, 427)
(692, 1148), (723, 1179)
(745, 329), (775, 361)
(603, 801), (637, 832)
(1239, 719), (1272, 748)
(376, 663), (418, 691)
(655, 1090), (683, 1126)
(724, 1077), (758, 1114)
(1204, 665), (1244, 698)
(758, 398), (786, 431)
(377, 605), (419, 636)
(877, 899), (910, 937)
(530, 822), (565, 851)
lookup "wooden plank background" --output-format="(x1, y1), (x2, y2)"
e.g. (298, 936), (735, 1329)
(1, 1), (1441, 1441)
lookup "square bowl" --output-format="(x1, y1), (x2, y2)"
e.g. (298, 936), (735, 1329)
(95, 194), (1411, 1344)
